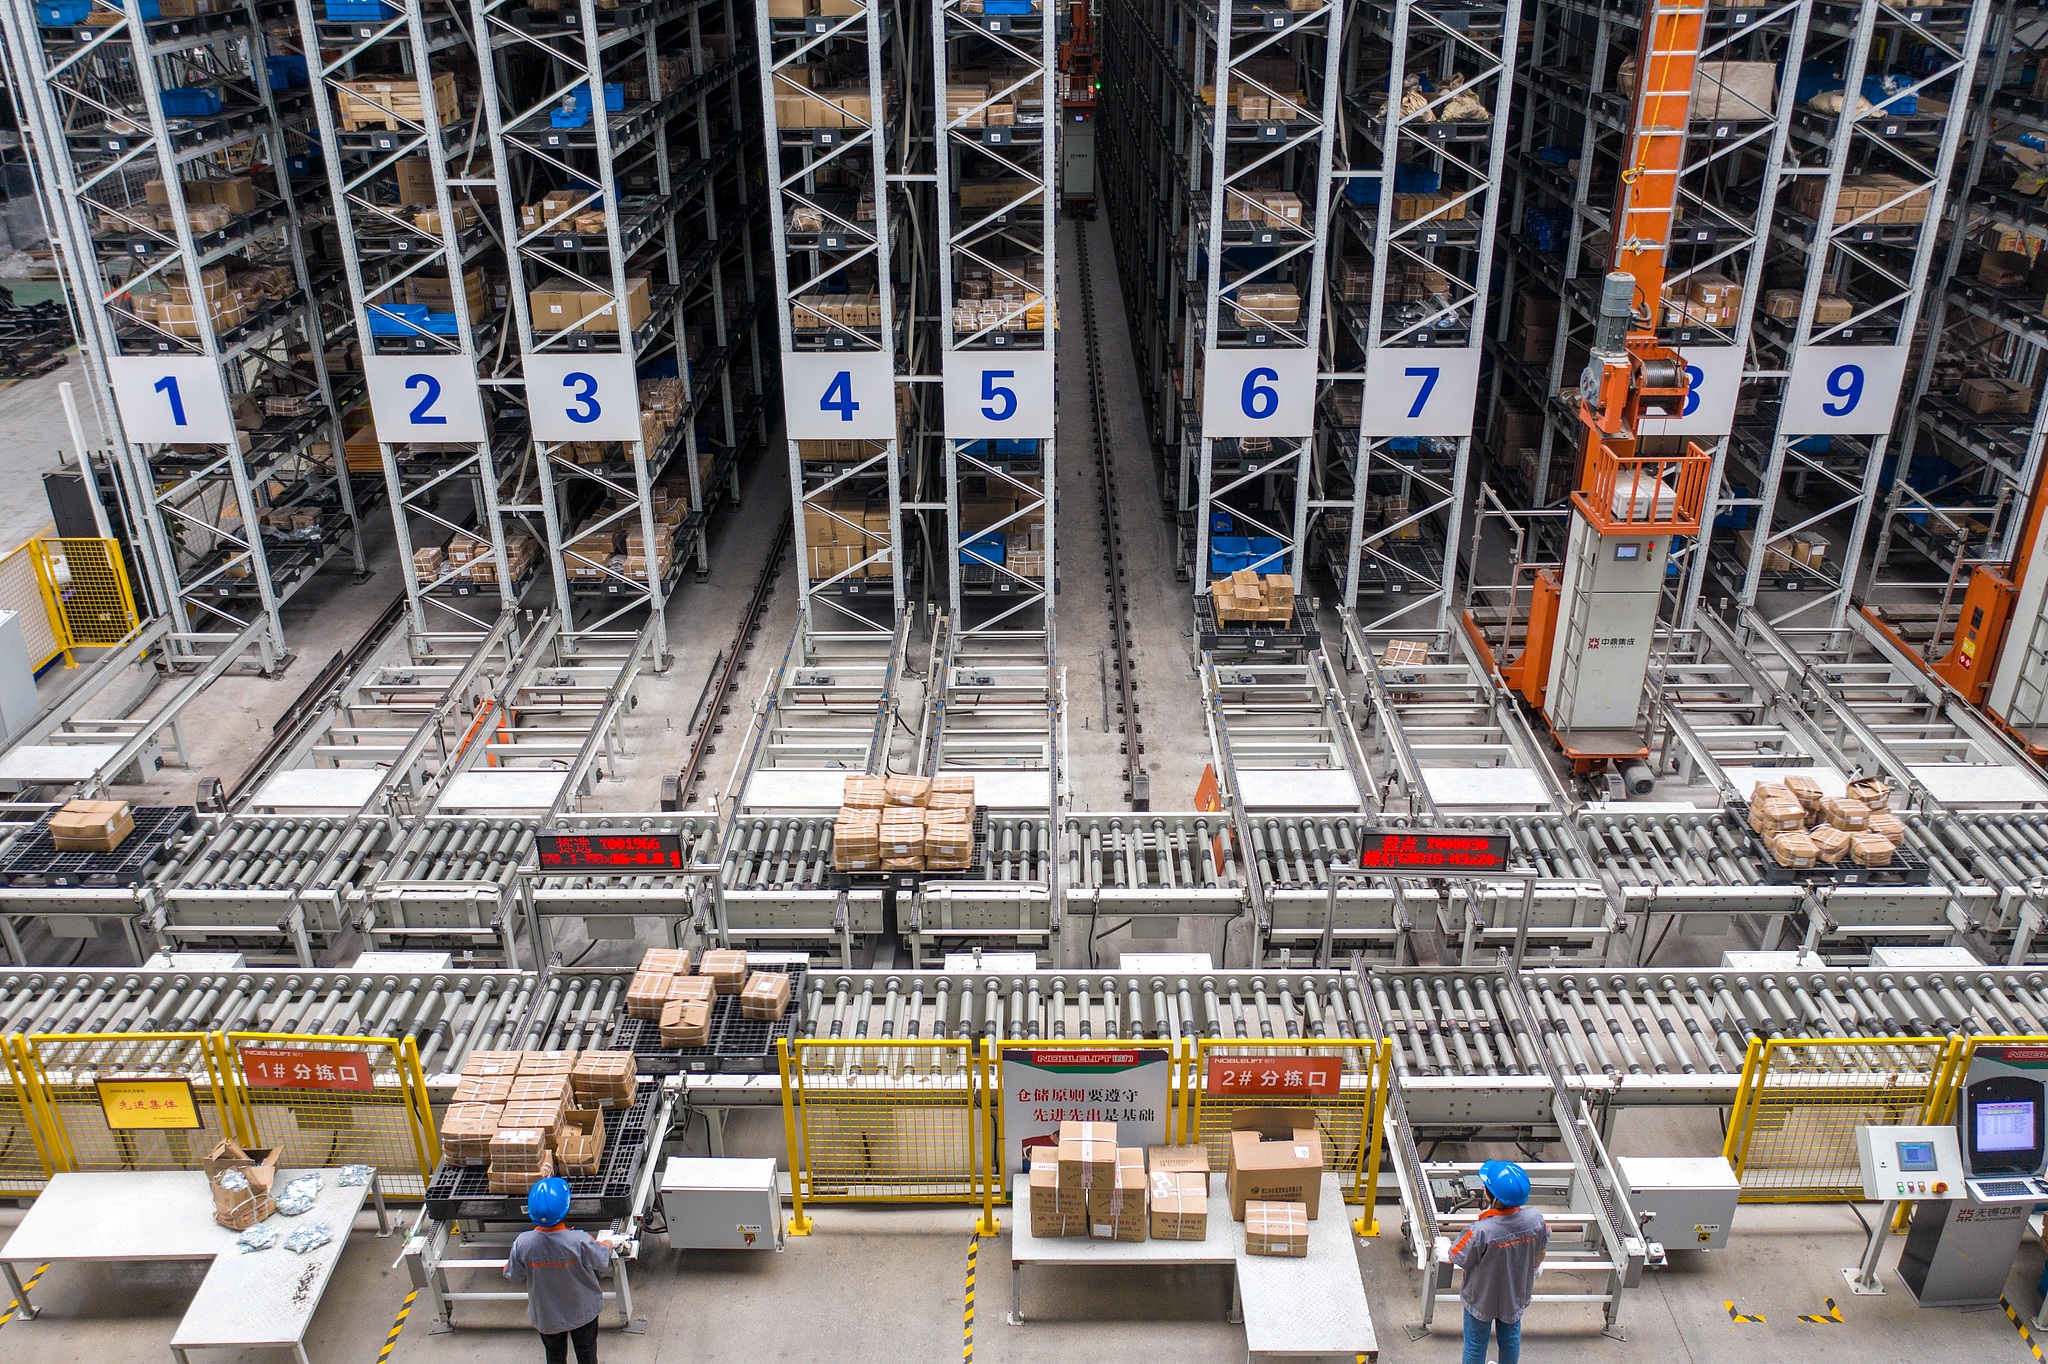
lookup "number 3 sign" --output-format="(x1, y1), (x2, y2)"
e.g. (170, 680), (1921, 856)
(525, 354), (641, 442)
(1202, 347), (1315, 438)
(1782, 345), (1908, 436)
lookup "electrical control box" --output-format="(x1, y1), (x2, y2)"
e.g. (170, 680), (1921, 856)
(1616, 1156), (1739, 1251)
(1856, 1125), (1964, 1201)
(659, 1157), (784, 1252)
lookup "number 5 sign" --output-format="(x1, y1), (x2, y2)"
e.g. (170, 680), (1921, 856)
(1782, 345), (1909, 435)
(364, 355), (487, 443)
(942, 352), (1054, 438)
(783, 352), (897, 440)
(107, 356), (237, 445)
(1202, 347), (1315, 438)
(1360, 347), (1481, 438)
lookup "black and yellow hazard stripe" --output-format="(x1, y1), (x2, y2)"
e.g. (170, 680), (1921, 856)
(378, 1288), (419, 1363)
(1797, 1297), (1843, 1324)
(1725, 1299), (1766, 1323)
(2002, 1295), (2048, 1362)
(0, 1264), (48, 1328)
(964, 1235), (978, 1363)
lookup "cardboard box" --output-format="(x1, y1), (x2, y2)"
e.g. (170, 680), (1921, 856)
(1087, 1148), (1148, 1242)
(1980, 250), (2033, 290)
(1819, 796), (1871, 832)
(1868, 810), (1906, 845)
(204, 1140), (281, 1230)
(699, 949), (748, 993)
(1227, 1108), (1323, 1220)
(462, 1050), (524, 1077)
(488, 1126), (551, 1172)
(441, 1102), (502, 1165)
(452, 1071), (515, 1105)
(1149, 1144), (1211, 1175)
(1850, 832), (1895, 867)
(529, 279), (587, 330)
(569, 1051), (638, 1111)
(517, 1052), (576, 1077)
(1846, 775), (1892, 810)
(885, 775), (931, 807)
(1962, 376), (2033, 416)
(555, 1108), (606, 1176)
(1149, 1170), (1209, 1240)
(659, 997), (713, 1048)
(1768, 829), (1817, 868)
(507, 1073), (572, 1106)
(739, 970), (792, 1020)
(1057, 1120), (1118, 1196)
(1028, 1163), (1085, 1236)
(49, 799), (135, 852)
(1244, 1200), (1310, 1257)
(500, 1094), (568, 1138)
(1809, 824), (1852, 865)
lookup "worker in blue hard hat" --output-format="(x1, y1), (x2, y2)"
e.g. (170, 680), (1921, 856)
(1448, 1160), (1549, 1364)
(504, 1176), (620, 1364)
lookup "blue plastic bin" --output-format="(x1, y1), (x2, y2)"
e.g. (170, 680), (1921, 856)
(266, 55), (308, 89)
(1246, 536), (1284, 572)
(961, 530), (1006, 567)
(367, 304), (431, 336)
(1209, 536), (1250, 575)
(160, 87), (223, 117)
(323, 0), (396, 16)
(37, 1), (91, 26)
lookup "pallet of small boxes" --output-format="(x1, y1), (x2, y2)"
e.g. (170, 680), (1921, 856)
(1748, 774), (1906, 870)
(831, 773), (976, 875)
(1210, 569), (1295, 626)
(441, 1048), (640, 1189)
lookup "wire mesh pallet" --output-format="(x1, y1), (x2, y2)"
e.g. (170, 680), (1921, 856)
(0, 806), (194, 887)
(423, 1081), (657, 1221)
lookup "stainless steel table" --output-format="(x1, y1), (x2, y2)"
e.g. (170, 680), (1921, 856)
(0, 1168), (388, 1364)
(1007, 1172), (1377, 1359)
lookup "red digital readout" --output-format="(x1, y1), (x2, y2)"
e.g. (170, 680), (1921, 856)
(535, 832), (684, 870)
(1353, 830), (1513, 873)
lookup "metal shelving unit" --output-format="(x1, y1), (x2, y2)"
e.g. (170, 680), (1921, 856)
(1, 0), (367, 664)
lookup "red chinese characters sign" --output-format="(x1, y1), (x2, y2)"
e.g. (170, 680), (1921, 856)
(1353, 829), (1512, 874)
(535, 831), (685, 871)
(1205, 1054), (1342, 1097)
(239, 1045), (375, 1092)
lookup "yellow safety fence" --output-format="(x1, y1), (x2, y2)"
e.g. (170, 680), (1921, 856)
(777, 1035), (1395, 1235)
(0, 537), (138, 670)
(1722, 1035), (1961, 1201)
(0, 1030), (438, 1198)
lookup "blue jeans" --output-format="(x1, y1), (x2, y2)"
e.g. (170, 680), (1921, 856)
(1462, 1309), (1520, 1364)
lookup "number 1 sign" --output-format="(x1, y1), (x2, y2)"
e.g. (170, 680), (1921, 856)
(1782, 345), (1909, 436)
(1360, 347), (1481, 437)
(364, 356), (487, 443)
(108, 356), (237, 445)
(1201, 347), (1315, 438)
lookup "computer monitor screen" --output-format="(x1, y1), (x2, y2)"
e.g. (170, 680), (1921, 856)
(1977, 1100), (2037, 1153)
(1897, 1140), (1937, 1172)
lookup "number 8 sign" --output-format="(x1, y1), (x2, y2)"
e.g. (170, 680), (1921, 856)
(1202, 347), (1315, 438)
(783, 352), (897, 440)
(1782, 345), (1908, 435)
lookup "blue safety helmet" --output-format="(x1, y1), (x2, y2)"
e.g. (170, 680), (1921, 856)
(527, 1176), (572, 1226)
(1479, 1160), (1530, 1208)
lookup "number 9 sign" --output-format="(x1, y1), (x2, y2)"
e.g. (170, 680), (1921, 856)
(1202, 347), (1315, 438)
(1782, 345), (1908, 435)
(782, 352), (897, 440)
(526, 354), (641, 442)
(942, 353), (1054, 438)
(1359, 347), (1481, 437)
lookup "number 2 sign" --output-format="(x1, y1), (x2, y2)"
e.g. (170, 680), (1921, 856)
(942, 353), (1054, 438)
(364, 356), (487, 443)
(107, 356), (237, 445)
(1202, 347), (1315, 438)
(782, 352), (897, 440)
(1782, 345), (1908, 436)
(1360, 347), (1481, 437)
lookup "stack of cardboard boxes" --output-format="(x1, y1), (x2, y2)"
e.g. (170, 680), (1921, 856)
(830, 773), (975, 872)
(804, 492), (892, 581)
(1226, 1108), (1323, 1257)
(528, 276), (652, 334)
(48, 799), (135, 852)
(1787, 173), (1930, 227)
(1210, 569), (1295, 625)
(1731, 526), (1828, 576)
(1748, 775), (1905, 868)
(440, 1048), (634, 1192)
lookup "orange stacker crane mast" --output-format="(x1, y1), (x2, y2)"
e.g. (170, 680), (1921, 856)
(1466, 0), (1714, 779)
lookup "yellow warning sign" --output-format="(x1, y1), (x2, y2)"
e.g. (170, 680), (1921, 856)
(95, 1078), (201, 1131)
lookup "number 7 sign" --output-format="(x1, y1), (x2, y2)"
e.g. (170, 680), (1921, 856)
(1360, 347), (1481, 437)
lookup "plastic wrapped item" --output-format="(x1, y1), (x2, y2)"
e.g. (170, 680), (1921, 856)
(277, 1173), (322, 1216)
(283, 1223), (333, 1255)
(216, 1169), (251, 1192)
(236, 1224), (280, 1253)
(339, 1165), (374, 1187)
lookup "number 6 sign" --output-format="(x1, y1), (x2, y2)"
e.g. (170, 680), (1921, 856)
(526, 354), (641, 442)
(782, 352), (897, 440)
(364, 355), (487, 443)
(1360, 347), (1481, 437)
(942, 352), (1054, 438)
(1782, 345), (1908, 435)
(108, 356), (237, 445)
(1202, 347), (1315, 438)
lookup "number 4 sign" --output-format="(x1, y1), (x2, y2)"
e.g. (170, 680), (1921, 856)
(1782, 345), (1909, 436)
(1360, 347), (1481, 437)
(942, 352), (1054, 438)
(1202, 347), (1316, 438)
(108, 356), (237, 445)
(783, 352), (897, 440)
(364, 355), (487, 443)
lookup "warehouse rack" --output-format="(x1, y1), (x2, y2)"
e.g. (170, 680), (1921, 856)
(1316, 0), (1520, 630)
(1097, 0), (1343, 584)
(0, 0), (368, 661)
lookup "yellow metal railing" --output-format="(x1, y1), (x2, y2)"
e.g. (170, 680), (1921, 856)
(0, 537), (139, 670)
(221, 1033), (439, 1198)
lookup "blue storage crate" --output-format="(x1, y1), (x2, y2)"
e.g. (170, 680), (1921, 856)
(324, 0), (395, 15)
(287, 151), (323, 178)
(984, 0), (1036, 12)
(266, 55), (308, 89)
(551, 107), (592, 129)
(1536, 145), (1574, 166)
(1791, 435), (1832, 455)
(1713, 484), (1753, 531)
(956, 440), (990, 455)
(566, 82), (626, 112)
(367, 304), (430, 336)
(1247, 536), (1284, 572)
(38, 0), (91, 26)
(1863, 73), (1914, 115)
(160, 87), (223, 117)
(1209, 535), (1250, 575)
(992, 438), (1036, 456)
(1209, 510), (1236, 535)
(1346, 178), (1379, 207)
(961, 530), (1006, 567)
(422, 311), (459, 335)
(1393, 165), (1439, 194)
(1387, 437), (1420, 454)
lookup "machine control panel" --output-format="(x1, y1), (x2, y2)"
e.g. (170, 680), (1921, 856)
(1856, 1125), (1964, 1201)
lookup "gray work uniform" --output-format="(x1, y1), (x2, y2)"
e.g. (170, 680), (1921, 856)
(504, 1227), (613, 1333)
(1449, 1206), (1550, 1323)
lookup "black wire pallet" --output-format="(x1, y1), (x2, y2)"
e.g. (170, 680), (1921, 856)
(710, 962), (808, 1074)
(607, 996), (738, 1075)
(827, 810), (988, 889)
(1728, 807), (1935, 887)
(0, 806), (193, 887)
(423, 1084), (657, 1221)
(1194, 593), (1322, 655)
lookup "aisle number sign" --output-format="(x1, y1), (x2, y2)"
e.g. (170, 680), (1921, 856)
(107, 356), (237, 445)
(96, 1077), (202, 1131)
(364, 356), (487, 443)
(1002, 1047), (1170, 1174)
(1360, 347), (1481, 438)
(1638, 345), (1744, 438)
(783, 352), (897, 440)
(1202, 347), (1315, 438)
(1205, 1054), (1342, 1096)
(526, 354), (642, 443)
(1782, 345), (1909, 435)
(238, 1045), (375, 1092)
(942, 352), (1054, 438)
